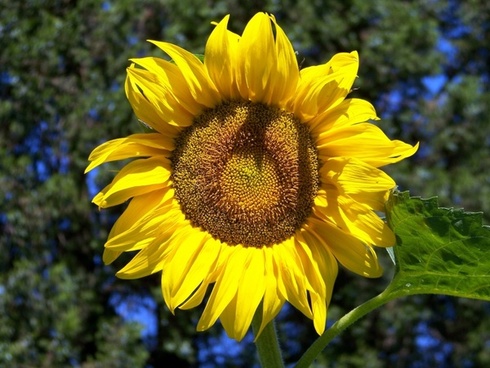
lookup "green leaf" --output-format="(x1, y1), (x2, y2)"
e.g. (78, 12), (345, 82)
(385, 191), (490, 301)
(295, 190), (490, 368)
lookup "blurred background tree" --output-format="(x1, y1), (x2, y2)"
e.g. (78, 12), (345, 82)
(1, 0), (488, 367)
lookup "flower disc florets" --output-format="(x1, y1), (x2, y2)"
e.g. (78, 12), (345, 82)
(171, 101), (320, 247)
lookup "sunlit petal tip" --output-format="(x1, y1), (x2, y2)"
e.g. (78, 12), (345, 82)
(92, 192), (106, 208)
(115, 252), (162, 280)
(204, 14), (241, 99)
(403, 141), (420, 157)
(312, 298), (327, 334)
(102, 249), (122, 265)
(147, 40), (220, 107)
(214, 13), (230, 24)
(363, 251), (383, 278)
(235, 12), (278, 102)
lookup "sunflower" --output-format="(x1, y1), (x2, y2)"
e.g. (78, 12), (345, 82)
(86, 13), (418, 341)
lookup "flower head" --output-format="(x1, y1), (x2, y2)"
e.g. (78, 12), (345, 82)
(86, 13), (418, 341)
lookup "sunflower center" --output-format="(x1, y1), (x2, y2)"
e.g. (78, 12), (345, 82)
(171, 101), (319, 247)
(221, 151), (282, 210)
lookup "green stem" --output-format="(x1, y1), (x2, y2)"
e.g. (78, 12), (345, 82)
(252, 312), (285, 368)
(295, 289), (399, 368)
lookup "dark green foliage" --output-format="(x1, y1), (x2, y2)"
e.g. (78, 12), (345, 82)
(1, 0), (489, 367)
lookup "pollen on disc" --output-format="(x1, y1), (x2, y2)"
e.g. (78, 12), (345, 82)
(171, 101), (319, 247)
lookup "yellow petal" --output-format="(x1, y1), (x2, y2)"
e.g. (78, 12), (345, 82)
(130, 56), (203, 117)
(177, 282), (210, 310)
(93, 156), (171, 208)
(307, 217), (382, 278)
(115, 231), (175, 279)
(108, 188), (174, 239)
(126, 65), (194, 129)
(309, 98), (379, 137)
(295, 233), (325, 297)
(296, 230), (338, 335)
(220, 249), (266, 341)
(314, 190), (395, 247)
(125, 65), (189, 133)
(197, 246), (249, 331)
(235, 13), (275, 103)
(317, 157), (394, 212)
(105, 204), (182, 252)
(150, 41), (220, 108)
(125, 73), (173, 134)
(178, 265), (216, 310)
(274, 238), (312, 319)
(348, 190), (392, 212)
(102, 249), (122, 265)
(265, 14), (299, 106)
(85, 133), (173, 173)
(170, 236), (222, 310)
(317, 123), (419, 167)
(104, 188), (173, 255)
(293, 51), (359, 121)
(161, 229), (214, 311)
(256, 247), (285, 337)
(177, 241), (231, 311)
(205, 15), (240, 100)
(320, 157), (396, 194)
